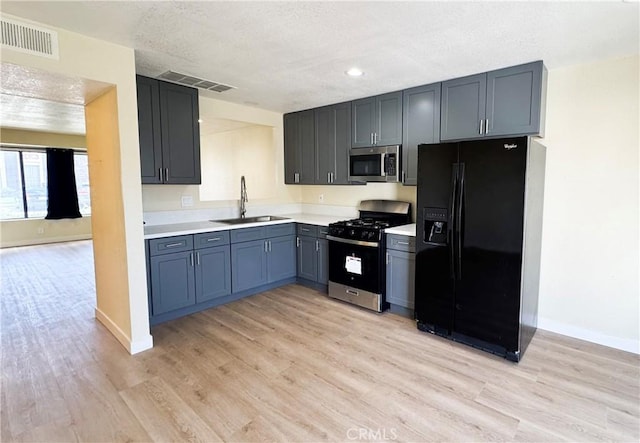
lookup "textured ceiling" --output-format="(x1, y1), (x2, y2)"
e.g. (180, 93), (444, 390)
(0, 1), (638, 115)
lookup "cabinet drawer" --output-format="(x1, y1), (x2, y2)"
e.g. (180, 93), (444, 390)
(148, 235), (193, 256)
(267, 223), (295, 238)
(297, 223), (318, 238)
(318, 226), (329, 238)
(387, 234), (415, 253)
(194, 231), (230, 249)
(230, 226), (267, 243)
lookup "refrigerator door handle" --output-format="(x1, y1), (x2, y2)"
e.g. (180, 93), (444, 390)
(449, 164), (458, 280)
(456, 163), (466, 280)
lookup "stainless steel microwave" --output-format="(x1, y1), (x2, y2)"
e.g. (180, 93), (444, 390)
(348, 145), (401, 183)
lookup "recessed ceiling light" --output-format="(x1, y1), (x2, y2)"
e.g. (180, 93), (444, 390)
(346, 68), (364, 77)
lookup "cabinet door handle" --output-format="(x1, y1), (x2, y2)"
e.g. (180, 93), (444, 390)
(386, 252), (390, 265)
(164, 168), (169, 182)
(294, 172), (300, 183)
(485, 119), (489, 134)
(479, 120), (484, 135)
(301, 228), (310, 232)
(207, 237), (221, 242)
(374, 132), (378, 145)
(264, 241), (268, 252)
(327, 172), (331, 183)
(315, 240), (319, 252)
(189, 252), (194, 267)
(158, 168), (163, 182)
(397, 241), (410, 245)
(196, 252), (200, 265)
(331, 172), (334, 183)
(165, 242), (183, 248)
(268, 240), (272, 252)
(402, 171), (406, 184)
(296, 237), (300, 247)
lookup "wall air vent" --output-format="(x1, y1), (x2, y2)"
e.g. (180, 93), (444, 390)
(0, 16), (59, 59)
(157, 70), (236, 93)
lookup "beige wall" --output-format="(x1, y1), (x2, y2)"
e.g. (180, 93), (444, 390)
(142, 95), (300, 212)
(1, 128), (86, 148)
(1, 14), (152, 353)
(538, 55), (639, 352)
(0, 129), (91, 248)
(300, 184), (417, 221)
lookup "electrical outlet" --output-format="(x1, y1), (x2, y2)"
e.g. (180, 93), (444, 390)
(181, 195), (194, 207)
(37, 227), (44, 234)
(318, 194), (324, 203)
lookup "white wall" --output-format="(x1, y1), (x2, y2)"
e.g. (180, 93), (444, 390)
(538, 55), (639, 353)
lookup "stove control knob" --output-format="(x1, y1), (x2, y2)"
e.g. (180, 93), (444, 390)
(349, 229), (355, 237)
(368, 231), (376, 239)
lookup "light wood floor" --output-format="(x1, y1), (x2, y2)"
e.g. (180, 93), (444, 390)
(1, 240), (639, 442)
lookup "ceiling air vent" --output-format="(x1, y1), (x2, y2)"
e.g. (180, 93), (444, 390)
(0, 16), (59, 59)
(157, 71), (236, 93)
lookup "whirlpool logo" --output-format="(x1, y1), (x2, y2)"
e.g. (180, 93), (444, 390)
(504, 143), (518, 150)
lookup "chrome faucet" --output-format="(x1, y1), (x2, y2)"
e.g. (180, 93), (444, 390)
(240, 175), (248, 218)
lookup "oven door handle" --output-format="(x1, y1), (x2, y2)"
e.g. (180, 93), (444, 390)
(326, 235), (379, 248)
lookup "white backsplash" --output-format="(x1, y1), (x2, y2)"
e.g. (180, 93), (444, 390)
(143, 203), (357, 226)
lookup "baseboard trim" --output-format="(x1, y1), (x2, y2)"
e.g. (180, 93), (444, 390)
(1, 234), (92, 249)
(95, 308), (153, 355)
(537, 317), (639, 354)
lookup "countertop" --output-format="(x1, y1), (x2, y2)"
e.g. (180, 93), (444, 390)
(385, 223), (416, 237)
(144, 213), (349, 240)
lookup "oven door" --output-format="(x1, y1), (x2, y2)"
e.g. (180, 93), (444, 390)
(327, 236), (382, 294)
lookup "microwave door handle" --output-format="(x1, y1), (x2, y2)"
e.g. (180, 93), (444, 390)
(380, 154), (386, 177)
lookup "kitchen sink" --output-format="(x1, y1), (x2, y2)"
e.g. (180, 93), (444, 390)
(212, 215), (290, 225)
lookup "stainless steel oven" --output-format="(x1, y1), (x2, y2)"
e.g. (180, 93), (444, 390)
(326, 200), (412, 312)
(326, 235), (385, 312)
(349, 145), (401, 183)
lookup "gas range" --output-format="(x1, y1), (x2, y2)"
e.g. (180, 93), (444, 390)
(327, 218), (392, 243)
(326, 200), (412, 312)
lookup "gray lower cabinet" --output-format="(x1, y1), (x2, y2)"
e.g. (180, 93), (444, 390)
(441, 61), (546, 141)
(231, 224), (296, 293)
(296, 224), (329, 287)
(147, 231), (231, 320)
(386, 234), (416, 315)
(231, 239), (268, 292)
(402, 83), (441, 186)
(150, 250), (196, 316)
(195, 246), (232, 302)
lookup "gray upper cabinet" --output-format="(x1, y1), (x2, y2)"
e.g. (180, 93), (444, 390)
(137, 76), (163, 184)
(351, 97), (376, 148)
(283, 110), (315, 184)
(352, 91), (402, 148)
(315, 102), (351, 184)
(441, 73), (487, 141)
(402, 83), (441, 186)
(136, 76), (201, 184)
(441, 61), (546, 141)
(486, 61), (546, 137)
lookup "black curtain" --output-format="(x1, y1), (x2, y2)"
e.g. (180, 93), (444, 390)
(45, 148), (81, 219)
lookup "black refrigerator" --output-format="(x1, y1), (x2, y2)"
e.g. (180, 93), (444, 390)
(415, 136), (545, 362)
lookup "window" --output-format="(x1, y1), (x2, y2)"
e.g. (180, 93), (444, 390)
(0, 148), (91, 220)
